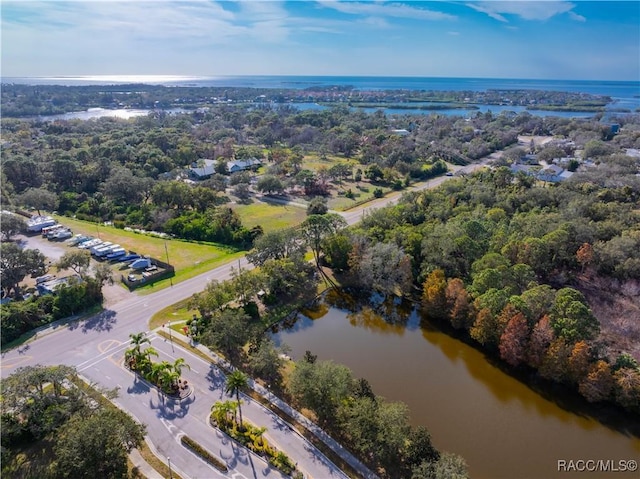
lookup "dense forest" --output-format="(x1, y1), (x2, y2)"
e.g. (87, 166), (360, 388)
(345, 161), (640, 415)
(3, 90), (634, 249)
(2, 84), (640, 477)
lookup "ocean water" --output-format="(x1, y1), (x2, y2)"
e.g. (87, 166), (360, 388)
(4, 75), (639, 99)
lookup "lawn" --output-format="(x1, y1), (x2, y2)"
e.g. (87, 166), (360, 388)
(327, 181), (391, 211)
(52, 215), (245, 290)
(231, 202), (307, 232)
(301, 153), (357, 173)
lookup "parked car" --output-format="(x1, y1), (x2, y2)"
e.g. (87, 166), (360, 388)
(94, 244), (121, 258)
(130, 258), (152, 270)
(79, 239), (102, 249)
(118, 253), (140, 263)
(67, 234), (89, 246)
(35, 274), (54, 284)
(50, 229), (72, 241)
(90, 242), (113, 255)
(105, 248), (126, 261)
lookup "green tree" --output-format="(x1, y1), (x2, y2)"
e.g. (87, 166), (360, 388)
(246, 229), (305, 267)
(355, 242), (413, 296)
(288, 360), (353, 425)
(412, 452), (469, 479)
(307, 197), (328, 215)
(256, 175), (284, 195)
(211, 400), (238, 428)
(299, 213), (347, 269)
(260, 257), (317, 301)
(404, 426), (440, 473)
(233, 183), (251, 202)
(17, 187), (58, 215)
(225, 370), (249, 428)
(191, 280), (235, 317)
(200, 309), (253, 364)
(0, 212), (26, 241)
(550, 288), (600, 342)
(322, 232), (353, 271)
(57, 249), (91, 276)
(125, 332), (149, 368)
(93, 262), (114, 287)
(52, 408), (145, 479)
(0, 243), (46, 297)
(470, 308), (499, 348)
(1, 365), (83, 440)
(248, 338), (288, 387)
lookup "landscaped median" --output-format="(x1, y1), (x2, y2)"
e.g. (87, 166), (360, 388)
(180, 435), (228, 473)
(210, 399), (303, 478)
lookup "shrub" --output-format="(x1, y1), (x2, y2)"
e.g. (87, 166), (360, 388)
(180, 435), (228, 472)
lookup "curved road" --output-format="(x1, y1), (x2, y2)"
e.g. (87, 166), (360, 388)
(1, 160), (491, 479)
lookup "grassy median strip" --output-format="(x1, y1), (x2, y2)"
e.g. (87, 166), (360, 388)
(156, 331), (362, 479)
(180, 436), (228, 473)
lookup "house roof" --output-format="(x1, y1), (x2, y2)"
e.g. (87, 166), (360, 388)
(190, 159), (216, 178)
(227, 158), (262, 171)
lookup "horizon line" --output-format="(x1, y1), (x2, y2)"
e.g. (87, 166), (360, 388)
(2, 74), (639, 84)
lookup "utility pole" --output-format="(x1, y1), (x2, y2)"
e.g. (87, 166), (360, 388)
(167, 456), (173, 479)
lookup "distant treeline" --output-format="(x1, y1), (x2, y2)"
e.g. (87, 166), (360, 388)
(1, 83), (611, 117)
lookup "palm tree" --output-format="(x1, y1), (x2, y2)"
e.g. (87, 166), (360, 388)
(225, 370), (248, 428)
(137, 346), (159, 376)
(172, 357), (190, 376)
(159, 369), (180, 393)
(126, 332), (150, 370)
(211, 400), (237, 428)
(148, 362), (167, 385)
(129, 332), (150, 352)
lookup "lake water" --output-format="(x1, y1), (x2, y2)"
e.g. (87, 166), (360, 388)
(6, 75), (639, 120)
(272, 291), (640, 479)
(26, 102), (601, 123)
(25, 107), (188, 122)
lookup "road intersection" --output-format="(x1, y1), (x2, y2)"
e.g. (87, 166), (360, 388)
(2, 160), (491, 478)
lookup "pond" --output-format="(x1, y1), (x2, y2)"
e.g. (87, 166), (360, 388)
(272, 291), (640, 479)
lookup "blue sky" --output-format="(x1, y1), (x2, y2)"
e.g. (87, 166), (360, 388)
(2, 1), (639, 80)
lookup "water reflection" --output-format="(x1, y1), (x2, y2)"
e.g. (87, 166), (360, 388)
(272, 290), (640, 479)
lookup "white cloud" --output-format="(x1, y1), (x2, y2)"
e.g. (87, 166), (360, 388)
(466, 1), (583, 22)
(317, 1), (457, 21)
(568, 11), (586, 22)
(360, 16), (391, 28)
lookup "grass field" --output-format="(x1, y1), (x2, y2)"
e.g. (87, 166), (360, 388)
(52, 215), (244, 290)
(231, 202), (307, 232)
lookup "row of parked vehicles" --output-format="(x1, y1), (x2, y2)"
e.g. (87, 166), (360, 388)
(41, 224), (73, 241)
(68, 235), (152, 270)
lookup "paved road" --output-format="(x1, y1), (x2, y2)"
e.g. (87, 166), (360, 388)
(77, 331), (346, 479)
(2, 161), (493, 478)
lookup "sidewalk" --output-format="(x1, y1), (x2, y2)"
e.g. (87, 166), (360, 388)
(130, 445), (163, 479)
(159, 324), (379, 479)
